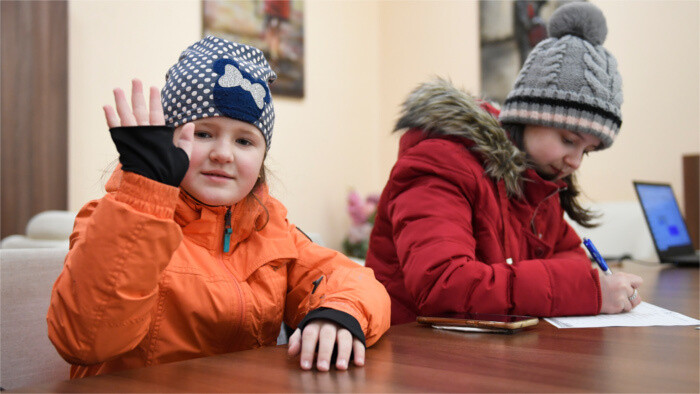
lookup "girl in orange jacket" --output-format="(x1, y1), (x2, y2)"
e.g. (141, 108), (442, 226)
(47, 36), (390, 378)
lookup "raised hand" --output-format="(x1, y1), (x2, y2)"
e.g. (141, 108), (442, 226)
(104, 79), (194, 186)
(103, 79), (164, 127)
(103, 79), (193, 160)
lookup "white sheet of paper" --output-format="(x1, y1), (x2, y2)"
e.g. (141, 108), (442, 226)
(544, 302), (700, 328)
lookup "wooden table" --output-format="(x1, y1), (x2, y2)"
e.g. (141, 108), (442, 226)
(15, 263), (699, 392)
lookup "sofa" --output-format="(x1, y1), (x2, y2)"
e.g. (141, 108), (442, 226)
(0, 248), (71, 390)
(1, 210), (76, 250)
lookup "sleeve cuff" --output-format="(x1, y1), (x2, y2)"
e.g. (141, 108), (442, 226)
(297, 307), (366, 347)
(114, 171), (180, 219)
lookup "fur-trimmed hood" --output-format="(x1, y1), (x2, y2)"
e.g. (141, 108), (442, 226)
(395, 78), (528, 196)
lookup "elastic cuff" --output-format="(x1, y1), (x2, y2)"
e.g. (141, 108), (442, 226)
(297, 307), (366, 347)
(115, 171), (180, 219)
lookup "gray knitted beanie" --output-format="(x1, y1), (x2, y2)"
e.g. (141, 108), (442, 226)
(161, 36), (277, 150)
(499, 2), (623, 149)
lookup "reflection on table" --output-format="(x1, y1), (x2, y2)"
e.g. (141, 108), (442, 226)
(15, 262), (699, 393)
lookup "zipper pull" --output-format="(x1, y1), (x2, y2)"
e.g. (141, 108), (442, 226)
(223, 207), (232, 253)
(311, 276), (324, 294)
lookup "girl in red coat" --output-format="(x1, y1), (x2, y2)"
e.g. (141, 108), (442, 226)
(366, 2), (643, 325)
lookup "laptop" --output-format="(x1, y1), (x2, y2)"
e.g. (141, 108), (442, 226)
(633, 181), (700, 265)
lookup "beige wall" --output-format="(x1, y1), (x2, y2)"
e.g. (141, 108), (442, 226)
(68, 0), (203, 210)
(376, 0), (480, 185)
(69, 0), (699, 250)
(580, 0), (700, 204)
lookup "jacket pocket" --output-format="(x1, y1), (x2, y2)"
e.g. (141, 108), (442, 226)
(247, 260), (289, 346)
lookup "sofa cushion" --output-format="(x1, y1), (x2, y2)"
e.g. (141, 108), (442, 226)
(25, 210), (76, 240)
(0, 235), (69, 250)
(0, 248), (70, 390)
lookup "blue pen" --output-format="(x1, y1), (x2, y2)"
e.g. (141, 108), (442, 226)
(582, 237), (612, 276)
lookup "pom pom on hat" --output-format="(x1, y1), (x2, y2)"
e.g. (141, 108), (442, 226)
(548, 2), (608, 45)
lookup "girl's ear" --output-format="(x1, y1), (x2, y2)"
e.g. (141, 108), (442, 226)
(253, 164), (266, 190)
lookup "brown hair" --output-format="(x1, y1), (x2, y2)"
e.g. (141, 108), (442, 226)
(248, 160), (270, 231)
(253, 162), (268, 191)
(503, 124), (600, 228)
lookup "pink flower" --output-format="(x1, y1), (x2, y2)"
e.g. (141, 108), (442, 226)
(366, 194), (380, 205)
(347, 223), (372, 244)
(347, 190), (367, 225)
(363, 194), (379, 220)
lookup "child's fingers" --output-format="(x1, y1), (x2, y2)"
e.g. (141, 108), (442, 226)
(287, 329), (301, 357)
(334, 328), (353, 370)
(627, 274), (643, 289)
(299, 323), (320, 370)
(314, 323), (337, 372)
(130, 79), (149, 126)
(352, 338), (365, 366)
(630, 290), (642, 309)
(149, 86), (165, 125)
(103, 105), (120, 129)
(622, 295), (633, 312)
(175, 123), (194, 159)
(113, 88), (136, 126)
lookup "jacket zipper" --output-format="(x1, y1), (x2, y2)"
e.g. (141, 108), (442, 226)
(223, 207), (232, 253)
(220, 254), (245, 347)
(218, 207), (245, 348)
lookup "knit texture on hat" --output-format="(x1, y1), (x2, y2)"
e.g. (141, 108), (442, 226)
(161, 36), (277, 149)
(499, 2), (623, 149)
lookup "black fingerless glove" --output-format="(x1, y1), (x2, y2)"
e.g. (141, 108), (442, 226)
(109, 126), (189, 187)
(297, 307), (366, 346)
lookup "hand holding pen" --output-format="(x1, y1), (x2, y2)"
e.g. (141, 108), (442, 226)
(583, 237), (644, 314)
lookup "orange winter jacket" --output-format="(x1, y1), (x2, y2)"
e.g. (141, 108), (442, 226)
(47, 169), (390, 378)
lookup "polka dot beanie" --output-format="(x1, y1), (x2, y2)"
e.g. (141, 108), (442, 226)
(161, 36), (277, 149)
(499, 2), (623, 149)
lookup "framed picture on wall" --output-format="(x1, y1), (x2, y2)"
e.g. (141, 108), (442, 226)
(480, 0), (573, 104)
(203, 0), (305, 97)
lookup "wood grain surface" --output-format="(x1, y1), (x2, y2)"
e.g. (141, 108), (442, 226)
(14, 263), (698, 393)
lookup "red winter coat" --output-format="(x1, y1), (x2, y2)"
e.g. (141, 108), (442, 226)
(366, 79), (601, 325)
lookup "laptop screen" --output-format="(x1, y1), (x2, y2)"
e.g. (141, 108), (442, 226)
(634, 182), (693, 252)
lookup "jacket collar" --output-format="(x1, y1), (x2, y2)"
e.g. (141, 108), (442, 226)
(105, 167), (297, 279)
(174, 184), (299, 279)
(395, 77), (529, 197)
(522, 168), (567, 204)
(174, 188), (262, 250)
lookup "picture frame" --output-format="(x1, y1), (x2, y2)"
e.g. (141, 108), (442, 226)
(203, 0), (305, 98)
(480, 0), (571, 103)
